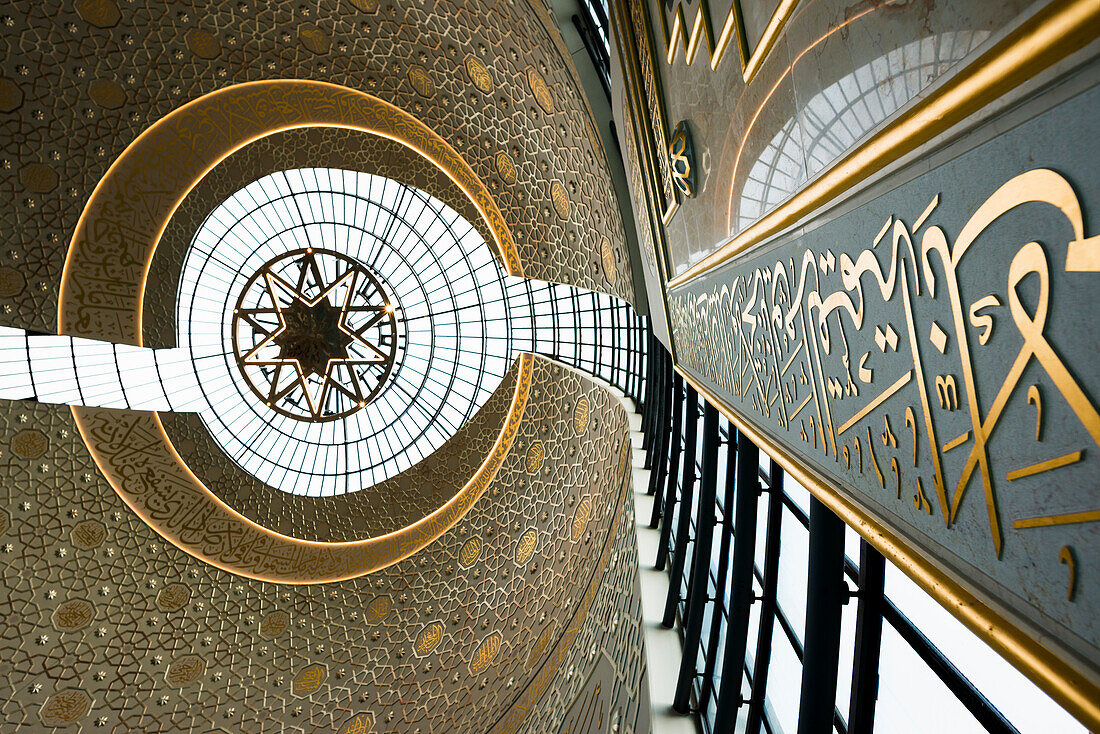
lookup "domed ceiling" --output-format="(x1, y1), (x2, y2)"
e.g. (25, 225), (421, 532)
(0, 0), (651, 731)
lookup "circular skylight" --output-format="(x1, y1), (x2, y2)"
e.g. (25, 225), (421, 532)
(176, 168), (514, 496)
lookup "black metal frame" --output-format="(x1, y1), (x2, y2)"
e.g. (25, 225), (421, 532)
(638, 336), (1024, 734)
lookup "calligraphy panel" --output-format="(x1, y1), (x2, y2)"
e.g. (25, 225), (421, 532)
(668, 82), (1100, 686)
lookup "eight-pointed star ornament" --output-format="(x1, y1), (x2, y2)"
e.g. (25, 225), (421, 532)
(232, 249), (399, 422)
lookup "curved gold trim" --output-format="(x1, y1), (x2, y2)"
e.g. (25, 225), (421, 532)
(674, 364), (1100, 729)
(667, 0), (1100, 289)
(59, 80), (523, 345)
(58, 81), (532, 583)
(70, 354), (531, 584)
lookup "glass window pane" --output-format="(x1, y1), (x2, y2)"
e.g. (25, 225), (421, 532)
(884, 564), (1087, 732)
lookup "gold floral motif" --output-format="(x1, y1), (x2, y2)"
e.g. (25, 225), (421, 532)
(51, 599), (94, 632)
(571, 496), (592, 541)
(465, 55), (494, 93)
(494, 151), (517, 185)
(414, 621), (445, 656)
(469, 632), (501, 674)
(514, 529), (538, 565)
(338, 712), (376, 734)
(550, 181), (570, 220)
(527, 67), (554, 113)
(165, 655), (205, 687)
(365, 596), (390, 624)
(39, 689), (92, 726)
(259, 610), (290, 640)
(11, 429), (48, 459)
(292, 663), (327, 696)
(572, 396), (590, 435)
(458, 536), (482, 567)
(408, 66), (435, 97)
(70, 519), (105, 549)
(601, 237), (617, 285)
(525, 442), (544, 473)
(155, 583), (191, 613)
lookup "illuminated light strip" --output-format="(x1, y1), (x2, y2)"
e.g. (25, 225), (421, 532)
(1006, 450), (1084, 482)
(1014, 508), (1100, 530)
(668, 0), (1100, 289)
(837, 371), (912, 435)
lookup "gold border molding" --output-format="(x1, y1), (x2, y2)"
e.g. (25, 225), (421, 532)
(675, 364), (1100, 729)
(59, 79), (523, 345)
(57, 81), (532, 583)
(666, 0), (1100, 289)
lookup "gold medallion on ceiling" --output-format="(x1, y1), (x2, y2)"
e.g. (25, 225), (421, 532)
(58, 80), (531, 584)
(572, 396), (590, 435)
(469, 632), (502, 674)
(601, 237), (617, 285)
(550, 180), (570, 220)
(185, 28), (220, 59)
(514, 528), (538, 565)
(299, 25), (330, 54)
(465, 54), (494, 94)
(618, 436), (632, 481)
(10, 429), (47, 459)
(155, 583), (191, 613)
(495, 151), (517, 185)
(20, 162), (59, 192)
(525, 441), (545, 473)
(570, 496), (591, 541)
(458, 536), (482, 567)
(88, 79), (126, 110)
(165, 655), (205, 688)
(74, 0), (120, 28)
(259, 610), (290, 640)
(338, 712), (377, 734)
(70, 520), (105, 549)
(292, 663), (328, 697)
(365, 595), (391, 623)
(345, 0), (380, 12)
(0, 266), (24, 297)
(0, 77), (23, 113)
(408, 65), (435, 97)
(414, 621), (446, 656)
(526, 67), (554, 113)
(39, 689), (92, 728)
(51, 599), (95, 632)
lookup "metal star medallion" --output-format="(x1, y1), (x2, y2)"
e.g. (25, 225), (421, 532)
(232, 249), (400, 422)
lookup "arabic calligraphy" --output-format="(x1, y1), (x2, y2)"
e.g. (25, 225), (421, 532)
(670, 169), (1100, 564)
